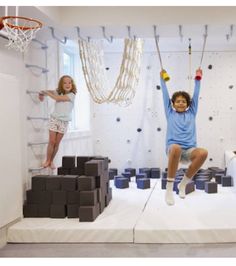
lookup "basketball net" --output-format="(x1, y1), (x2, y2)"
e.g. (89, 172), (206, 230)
(0, 16), (42, 52)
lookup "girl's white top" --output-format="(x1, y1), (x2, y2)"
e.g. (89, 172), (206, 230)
(51, 92), (76, 121)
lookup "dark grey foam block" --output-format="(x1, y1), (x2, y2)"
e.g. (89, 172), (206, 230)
(62, 156), (76, 169)
(31, 175), (48, 191)
(85, 160), (104, 176)
(205, 181), (217, 193)
(61, 175), (78, 191)
(46, 176), (62, 191)
(67, 191), (80, 204)
(222, 176), (233, 187)
(67, 204), (79, 218)
(50, 204), (66, 218)
(78, 176), (96, 191)
(37, 204), (51, 217)
(79, 204), (99, 222)
(57, 167), (71, 175)
(80, 190), (98, 206)
(52, 191), (67, 204)
(23, 204), (38, 217)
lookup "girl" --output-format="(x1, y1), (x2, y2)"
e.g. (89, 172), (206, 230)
(39, 75), (77, 169)
(160, 69), (208, 206)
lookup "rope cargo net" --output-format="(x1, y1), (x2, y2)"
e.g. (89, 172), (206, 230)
(79, 38), (143, 106)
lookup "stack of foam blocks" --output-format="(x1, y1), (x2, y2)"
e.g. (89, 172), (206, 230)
(23, 156), (112, 222)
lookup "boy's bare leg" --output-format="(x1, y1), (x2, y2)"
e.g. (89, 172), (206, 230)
(178, 148), (208, 198)
(167, 144), (182, 179)
(186, 148), (208, 178)
(166, 144), (182, 205)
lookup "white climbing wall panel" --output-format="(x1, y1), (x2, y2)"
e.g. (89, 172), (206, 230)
(0, 73), (22, 227)
(92, 39), (236, 172)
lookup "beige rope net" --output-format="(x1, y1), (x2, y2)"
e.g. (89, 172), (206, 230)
(79, 38), (143, 106)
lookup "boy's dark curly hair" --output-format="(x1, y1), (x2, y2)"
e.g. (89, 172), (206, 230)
(171, 91), (191, 107)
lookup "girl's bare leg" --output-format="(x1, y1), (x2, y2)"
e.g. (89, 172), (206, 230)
(42, 130), (56, 168)
(50, 132), (64, 169)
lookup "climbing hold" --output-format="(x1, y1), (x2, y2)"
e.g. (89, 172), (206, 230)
(137, 128), (142, 132)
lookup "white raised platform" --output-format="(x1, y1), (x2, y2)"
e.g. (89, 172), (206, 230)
(225, 150), (236, 192)
(7, 178), (236, 243)
(135, 182), (236, 243)
(7, 179), (157, 243)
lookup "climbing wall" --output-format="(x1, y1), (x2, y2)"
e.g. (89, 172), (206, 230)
(92, 39), (236, 172)
(24, 39), (93, 191)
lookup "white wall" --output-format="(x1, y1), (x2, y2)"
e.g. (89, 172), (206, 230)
(0, 38), (28, 231)
(0, 73), (22, 227)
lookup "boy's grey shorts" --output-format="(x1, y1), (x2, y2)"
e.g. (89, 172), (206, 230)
(167, 146), (196, 164)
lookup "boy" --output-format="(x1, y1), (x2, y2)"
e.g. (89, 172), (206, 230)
(160, 69), (208, 206)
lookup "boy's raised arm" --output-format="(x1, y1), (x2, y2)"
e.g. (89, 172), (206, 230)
(160, 70), (171, 117)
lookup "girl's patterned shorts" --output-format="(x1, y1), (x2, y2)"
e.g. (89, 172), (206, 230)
(49, 116), (68, 134)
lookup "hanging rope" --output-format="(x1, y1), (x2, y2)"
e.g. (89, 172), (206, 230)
(199, 32), (207, 68)
(153, 26), (170, 81)
(188, 38), (192, 93)
(78, 38), (143, 106)
(195, 25), (208, 81)
(154, 34), (164, 70)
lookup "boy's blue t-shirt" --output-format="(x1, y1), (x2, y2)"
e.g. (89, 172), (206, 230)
(160, 78), (201, 152)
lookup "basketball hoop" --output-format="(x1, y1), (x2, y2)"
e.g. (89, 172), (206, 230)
(0, 16), (42, 52)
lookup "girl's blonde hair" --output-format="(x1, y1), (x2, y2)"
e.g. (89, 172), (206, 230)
(57, 75), (77, 95)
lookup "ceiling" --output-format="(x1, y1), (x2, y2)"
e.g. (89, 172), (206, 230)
(1, 6), (236, 50)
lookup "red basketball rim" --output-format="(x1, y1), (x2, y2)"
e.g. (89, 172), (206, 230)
(1, 16), (42, 30)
